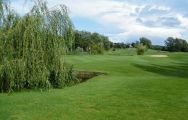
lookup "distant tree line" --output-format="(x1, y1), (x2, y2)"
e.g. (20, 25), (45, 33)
(73, 30), (113, 54)
(130, 37), (188, 52)
(113, 43), (130, 49)
(165, 37), (188, 52)
(71, 30), (188, 55)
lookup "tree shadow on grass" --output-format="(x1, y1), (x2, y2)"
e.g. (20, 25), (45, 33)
(132, 62), (188, 78)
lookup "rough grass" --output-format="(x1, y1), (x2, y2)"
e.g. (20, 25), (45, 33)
(105, 48), (168, 56)
(0, 49), (188, 120)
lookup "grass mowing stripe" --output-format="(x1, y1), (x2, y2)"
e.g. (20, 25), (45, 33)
(0, 50), (188, 120)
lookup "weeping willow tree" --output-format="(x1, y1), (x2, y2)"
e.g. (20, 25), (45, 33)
(0, 0), (76, 92)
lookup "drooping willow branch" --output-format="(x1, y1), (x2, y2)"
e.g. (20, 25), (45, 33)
(0, 0), (76, 92)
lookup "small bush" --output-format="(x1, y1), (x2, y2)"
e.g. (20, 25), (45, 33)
(90, 44), (104, 54)
(136, 44), (146, 55)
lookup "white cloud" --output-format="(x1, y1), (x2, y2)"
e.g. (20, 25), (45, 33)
(177, 14), (188, 28)
(10, 0), (188, 44)
(10, 0), (32, 15)
(61, 0), (188, 43)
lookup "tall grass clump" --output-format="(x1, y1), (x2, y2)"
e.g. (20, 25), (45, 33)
(0, 0), (76, 92)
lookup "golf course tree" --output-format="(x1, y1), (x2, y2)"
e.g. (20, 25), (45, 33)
(0, 0), (77, 92)
(74, 31), (92, 52)
(165, 37), (188, 52)
(74, 30), (112, 54)
(139, 37), (152, 48)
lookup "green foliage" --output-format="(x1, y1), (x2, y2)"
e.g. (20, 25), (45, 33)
(90, 44), (104, 54)
(139, 37), (152, 48)
(165, 37), (188, 52)
(151, 45), (165, 51)
(105, 48), (167, 56)
(74, 47), (84, 54)
(113, 43), (129, 49)
(131, 41), (140, 48)
(74, 30), (112, 54)
(136, 44), (146, 55)
(0, 0), (76, 92)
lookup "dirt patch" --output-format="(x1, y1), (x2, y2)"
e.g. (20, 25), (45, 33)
(150, 55), (168, 58)
(75, 71), (106, 82)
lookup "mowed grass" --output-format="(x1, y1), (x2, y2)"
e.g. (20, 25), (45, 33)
(0, 49), (188, 120)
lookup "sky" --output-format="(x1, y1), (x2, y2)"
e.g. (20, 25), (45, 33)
(10, 0), (188, 45)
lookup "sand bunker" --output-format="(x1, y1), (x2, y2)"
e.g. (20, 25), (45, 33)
(150, 55), (168, 58)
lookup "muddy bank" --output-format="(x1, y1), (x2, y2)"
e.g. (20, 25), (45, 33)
(75, 71), (106, 82)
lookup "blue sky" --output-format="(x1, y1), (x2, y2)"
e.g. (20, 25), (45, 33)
(10, 0), (188, 45)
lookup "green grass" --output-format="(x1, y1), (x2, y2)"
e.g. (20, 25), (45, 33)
(0, 49), (188, 120)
